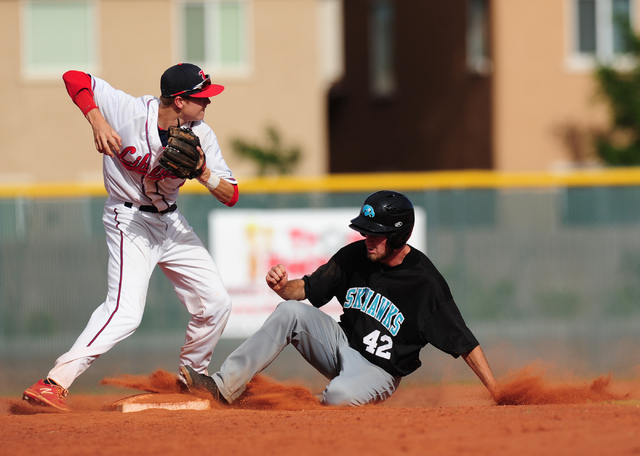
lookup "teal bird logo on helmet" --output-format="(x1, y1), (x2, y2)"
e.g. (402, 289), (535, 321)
(363, 205), (375, 218)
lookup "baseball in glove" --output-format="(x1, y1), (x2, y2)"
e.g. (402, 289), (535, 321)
(159, 126), (206, 179)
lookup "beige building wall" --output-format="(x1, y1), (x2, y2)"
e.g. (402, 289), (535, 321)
(0, 0), (333, 184)
(2, 0), (630, 180)
(215, 0), (329, 179)
(492, 0), (633, 171)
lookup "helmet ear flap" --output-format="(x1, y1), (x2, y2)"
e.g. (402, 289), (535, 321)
(387, 226), (413, 250)
(387, 232), (399, 250)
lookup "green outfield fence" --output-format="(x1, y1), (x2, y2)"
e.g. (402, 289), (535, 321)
(1, 169), (640, 395)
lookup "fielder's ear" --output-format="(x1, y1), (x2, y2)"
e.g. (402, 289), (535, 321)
(174, 96), (187, 109)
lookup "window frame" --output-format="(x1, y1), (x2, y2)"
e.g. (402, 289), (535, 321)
(20, 0), (100, 80)
(466, 0), (492, 75)
(565, 0), (636, 71)
(174, 0), (253, 78)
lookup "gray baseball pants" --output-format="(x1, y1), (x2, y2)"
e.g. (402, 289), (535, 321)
(211, 300), (401, 406)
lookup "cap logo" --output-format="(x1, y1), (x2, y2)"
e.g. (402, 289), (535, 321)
(363, 205), (375, 218)
(395, 222), (403, 227)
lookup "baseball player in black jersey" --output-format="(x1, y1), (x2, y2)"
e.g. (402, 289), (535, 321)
(182, 190), (498, 406)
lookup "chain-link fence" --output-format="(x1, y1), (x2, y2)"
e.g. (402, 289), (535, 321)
(1, 184), (639, 394)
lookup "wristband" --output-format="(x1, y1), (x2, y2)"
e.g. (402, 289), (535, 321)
(205, 173), (221, 192)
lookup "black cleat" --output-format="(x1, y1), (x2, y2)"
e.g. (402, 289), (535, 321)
(180, 366), (227, 404)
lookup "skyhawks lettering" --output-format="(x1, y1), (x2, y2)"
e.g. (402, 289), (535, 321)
(344, 287), (404, 336)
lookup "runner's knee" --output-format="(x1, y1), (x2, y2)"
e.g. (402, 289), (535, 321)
(322, 378), (366, 407)
(273, 300), (307, 320)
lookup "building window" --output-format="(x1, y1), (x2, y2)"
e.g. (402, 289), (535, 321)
(570, 0), (632, 68)
(467, 0), (492, 74)
(22, 1), (97, 79)
(180, 1), (250, 76)
(369, 0), (395, 97)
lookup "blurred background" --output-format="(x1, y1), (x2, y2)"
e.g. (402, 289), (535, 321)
(1, 0), (639, 395)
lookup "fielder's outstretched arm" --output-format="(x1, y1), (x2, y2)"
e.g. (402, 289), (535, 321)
(266, 264), (306, 301)
(462, 345), (498, 401)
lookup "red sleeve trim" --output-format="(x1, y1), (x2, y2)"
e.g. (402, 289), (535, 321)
(224, 184), (239, 207)
(62, 70), (97, 116)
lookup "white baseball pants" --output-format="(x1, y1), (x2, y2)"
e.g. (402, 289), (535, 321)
(212, 300), (401, 406)
(47, 198), (232, 389)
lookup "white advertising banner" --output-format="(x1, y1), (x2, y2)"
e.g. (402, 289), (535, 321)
(209, 208), (426, 338)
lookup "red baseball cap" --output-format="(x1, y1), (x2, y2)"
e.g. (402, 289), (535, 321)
(160, 63), (224, 98)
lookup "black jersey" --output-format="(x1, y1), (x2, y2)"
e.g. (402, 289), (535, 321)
(302, 240), (479, 377)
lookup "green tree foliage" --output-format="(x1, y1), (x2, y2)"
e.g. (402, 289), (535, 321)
(594, 20), (640, 166)
(231, 127), (301, 176)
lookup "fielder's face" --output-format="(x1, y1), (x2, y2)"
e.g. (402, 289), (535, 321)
(179, 96), (211, 122)
(363, 233), (394, 263)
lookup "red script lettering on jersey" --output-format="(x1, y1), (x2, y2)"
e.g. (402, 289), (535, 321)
(115, 147), (176, 180)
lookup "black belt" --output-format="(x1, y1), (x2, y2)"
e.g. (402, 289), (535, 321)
(124, 202), (177, 214)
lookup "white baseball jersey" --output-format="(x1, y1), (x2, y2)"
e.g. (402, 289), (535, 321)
(90, 75), (237, 211)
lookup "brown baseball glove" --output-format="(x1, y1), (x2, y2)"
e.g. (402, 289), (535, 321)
(158, 126), (206, 179)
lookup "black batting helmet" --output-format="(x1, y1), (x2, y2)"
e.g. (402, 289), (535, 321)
(349, 190), (415, 249)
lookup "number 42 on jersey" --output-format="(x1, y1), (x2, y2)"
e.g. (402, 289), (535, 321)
(363, 330), (392, 359)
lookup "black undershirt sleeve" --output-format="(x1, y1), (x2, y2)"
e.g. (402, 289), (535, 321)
(302, 242), (362, 308)
(423, 300), (479, 358)
(303, 256), (344, 308)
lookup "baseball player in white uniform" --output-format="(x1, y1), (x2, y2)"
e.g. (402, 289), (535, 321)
(23, 63), (238, 412)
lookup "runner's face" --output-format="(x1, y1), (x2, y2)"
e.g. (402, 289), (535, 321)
(364, 233), (393, 263)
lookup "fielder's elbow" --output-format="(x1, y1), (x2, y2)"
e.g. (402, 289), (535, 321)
(224, 184), (239, 207)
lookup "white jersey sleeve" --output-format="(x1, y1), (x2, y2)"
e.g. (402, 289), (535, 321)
(189, 122), (237, 185)
(92, 77), (148, 132)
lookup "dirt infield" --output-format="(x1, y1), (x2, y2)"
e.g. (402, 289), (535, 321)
(2, 368), (639, 456)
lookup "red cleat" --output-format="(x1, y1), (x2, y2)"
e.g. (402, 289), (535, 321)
(23, 379), (71, 412)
